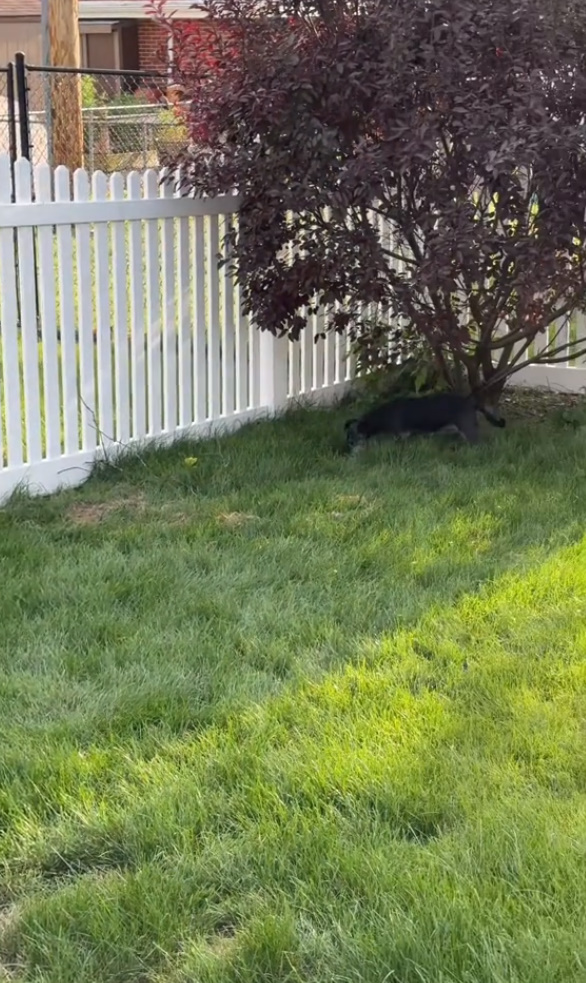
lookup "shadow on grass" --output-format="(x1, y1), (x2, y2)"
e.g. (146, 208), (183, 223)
(0, 534), (585, 983)
(0, 400), (585, 746)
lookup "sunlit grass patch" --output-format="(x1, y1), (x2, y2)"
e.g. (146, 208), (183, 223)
(0, 392), (585, 982)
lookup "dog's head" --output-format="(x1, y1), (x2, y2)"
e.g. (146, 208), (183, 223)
(344, 418), (366, 453)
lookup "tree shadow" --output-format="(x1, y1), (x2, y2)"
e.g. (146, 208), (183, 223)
(1, 535), (585, 983)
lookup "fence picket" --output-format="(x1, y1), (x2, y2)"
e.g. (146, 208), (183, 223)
(54, 166), (80, 455)
(300, 313), (313, 395)
(15, 158), (42, 463)
(324, 313), (336, 389)
(177, 196), (192, 428)
(92, 169), (114, 444)
(345, 322), (355, 381)
(144, 169), (162, 435)
(110, 172), (131, 443)
(221, 215), (235, 416)
(36, 163), (62, 458)
(313, 308), (326, 390)
(250, 316), (260, 409)
(0, 155), (23, 467)
(289, 338), (301, 399)
(73, 168), (98, 451)
(334, 304), (344, 385)
(193, 214), (207, 423)
(161, 174), (177, 432)
(207, 214), (221, 419)
(575, 311), (586, 366)
(127, 171), (146, 440)
(235, 282), (248, 413)
(554, 317), (571, 364)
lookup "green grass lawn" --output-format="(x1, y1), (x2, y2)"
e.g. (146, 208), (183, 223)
(0, 388), (585, 983)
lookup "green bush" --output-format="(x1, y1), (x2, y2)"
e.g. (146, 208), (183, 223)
(351, 319), (443, 403)
(81, 75), (102, 109)
(155, 106), (189, 148)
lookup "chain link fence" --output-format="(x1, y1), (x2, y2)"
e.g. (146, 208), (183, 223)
(0, 67), (16, 172)
(24, 67), (187, 174)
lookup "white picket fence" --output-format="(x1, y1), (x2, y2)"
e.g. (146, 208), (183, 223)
(0, 155), (353, 504)
(1, 153), (586, 505)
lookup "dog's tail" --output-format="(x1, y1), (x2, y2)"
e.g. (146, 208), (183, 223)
(477, 405), (506, 429)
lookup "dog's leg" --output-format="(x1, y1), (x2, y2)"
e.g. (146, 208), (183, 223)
(457, 410), (480, 443)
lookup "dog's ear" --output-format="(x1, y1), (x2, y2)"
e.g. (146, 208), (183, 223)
(344, 419), (358, 432)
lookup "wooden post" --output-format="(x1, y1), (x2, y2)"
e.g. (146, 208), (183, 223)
(48, 0), (83, 170)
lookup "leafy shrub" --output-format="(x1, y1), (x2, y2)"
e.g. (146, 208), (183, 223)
(351, 320), (443, 402)
(157, 0), (586, 402)
(154, 106), (189, 154)
(81, 75), (102, 109)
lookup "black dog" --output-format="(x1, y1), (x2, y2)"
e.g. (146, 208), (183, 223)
(344, 392), (505, 451)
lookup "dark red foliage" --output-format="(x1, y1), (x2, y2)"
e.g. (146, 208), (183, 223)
(155, 0), (586, 396)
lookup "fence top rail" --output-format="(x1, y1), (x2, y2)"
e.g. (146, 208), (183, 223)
(24, 63), (168, 80)
(0, 156), (241, 226)
(0, 197), (240, 227)
(80, 104), (172, 116)
(28, 104), (169, 120)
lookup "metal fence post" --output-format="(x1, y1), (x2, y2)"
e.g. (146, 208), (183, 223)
(14, 52), (31, 162)
(6, 62), (17, 200)
(5, 60), (22, 326)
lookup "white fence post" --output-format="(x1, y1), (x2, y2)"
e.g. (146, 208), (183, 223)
(259, 330), (289, 412)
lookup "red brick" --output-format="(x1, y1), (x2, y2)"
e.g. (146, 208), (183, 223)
(137, 21), (168, 70)
(137, 19), (220, 72)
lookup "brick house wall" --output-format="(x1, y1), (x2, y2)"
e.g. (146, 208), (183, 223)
(137, 19), (214, 72)
(137, 21), (167, 70)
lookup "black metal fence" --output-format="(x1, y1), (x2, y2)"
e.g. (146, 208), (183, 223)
(0, 64), (17, 195)
(2, 54), (185, 176)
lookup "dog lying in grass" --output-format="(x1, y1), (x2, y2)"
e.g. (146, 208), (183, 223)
(344, 392), (505, 452)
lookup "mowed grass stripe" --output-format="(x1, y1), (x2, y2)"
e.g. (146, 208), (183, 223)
(0, 391), (584, 982)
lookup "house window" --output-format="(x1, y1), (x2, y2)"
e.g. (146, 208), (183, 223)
(80, 22), (119, 70)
